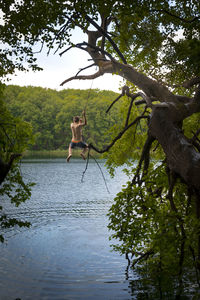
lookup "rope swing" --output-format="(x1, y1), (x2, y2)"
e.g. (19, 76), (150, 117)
(81, 148), (110, 194)
(84, 78), (94, 111)
(80, 79), (110, 194)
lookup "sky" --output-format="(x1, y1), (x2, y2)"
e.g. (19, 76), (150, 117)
(6, 27), (122, 93)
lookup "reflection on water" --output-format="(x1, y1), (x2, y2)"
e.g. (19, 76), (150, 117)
(0, 159), (136, 300)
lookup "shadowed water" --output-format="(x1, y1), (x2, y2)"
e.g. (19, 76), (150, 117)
(0, 159), (137, 300)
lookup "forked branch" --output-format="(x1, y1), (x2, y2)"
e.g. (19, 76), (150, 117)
(89, 115), (149, 153)
(106, 85), (151, 115)
(60, 69), (103, 86)
(85, 14), (127, 64)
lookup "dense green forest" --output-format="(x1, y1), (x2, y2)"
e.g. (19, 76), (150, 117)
(3, 85), (121, 153)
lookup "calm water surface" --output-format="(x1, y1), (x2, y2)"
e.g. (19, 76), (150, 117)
(0, 159), (137, 300)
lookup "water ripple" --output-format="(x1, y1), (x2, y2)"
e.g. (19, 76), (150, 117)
(0, 159), (133, 300)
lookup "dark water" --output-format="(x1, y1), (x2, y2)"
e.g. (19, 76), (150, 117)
(0, 159), (137, 300)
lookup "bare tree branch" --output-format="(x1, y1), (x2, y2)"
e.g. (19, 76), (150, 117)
(59, 45), (74, 57)
(59, 42), (92, 57)
(75, 63), (95, 76)
(106, 86), (153, 134)
(33, 40), (45, 54)
(106, 94), (122, 113)
(89, 115), (149, 153)
(60, 69), (103, 86)
(82, 41), (115, 62)
(85, 14), (127, 64)
(59, 39), (116, 86)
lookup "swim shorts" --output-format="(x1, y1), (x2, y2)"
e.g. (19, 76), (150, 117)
(70, 141), (87, 149)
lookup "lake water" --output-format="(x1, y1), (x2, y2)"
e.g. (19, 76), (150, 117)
(0, 159), (138, 300)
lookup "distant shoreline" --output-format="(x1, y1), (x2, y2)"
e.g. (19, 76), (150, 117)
(23, 150), (102, 159)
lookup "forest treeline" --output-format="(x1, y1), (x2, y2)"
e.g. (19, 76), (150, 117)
(3, 85), (122, 152)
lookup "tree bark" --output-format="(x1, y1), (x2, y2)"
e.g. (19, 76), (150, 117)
(149, 106), (200, 189)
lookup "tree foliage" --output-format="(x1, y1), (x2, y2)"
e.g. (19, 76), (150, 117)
(3, 85), (121, 151)
(0, 89), (34, 242)
(1, 0), (200, 297)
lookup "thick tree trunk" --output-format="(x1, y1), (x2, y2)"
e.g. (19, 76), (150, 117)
(149, 106), (200, 190)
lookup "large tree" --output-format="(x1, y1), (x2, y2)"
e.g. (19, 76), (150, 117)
(1, 0), (200, 296)
(1, 0), (199, 184)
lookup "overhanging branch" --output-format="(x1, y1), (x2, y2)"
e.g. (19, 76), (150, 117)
(60, 70), (102, 86)
(89, 115), (149, 154)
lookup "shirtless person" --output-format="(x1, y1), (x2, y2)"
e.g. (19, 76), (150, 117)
(66, 110), (88, 162)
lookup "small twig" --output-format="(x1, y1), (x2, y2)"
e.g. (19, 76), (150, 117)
(76, 63), (96, 76)
(125, 94), (142, 126)
(59, 45), (74, 56)
(106, 94), (122, 113)
(106, 86), (151, 117)
(106, 86), (138, 114)
(33, 40), (45, 54)
(59, 42), (88, 57)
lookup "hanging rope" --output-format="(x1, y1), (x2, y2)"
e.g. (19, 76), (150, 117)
(81, 148), (91, 183)
(81, 150), (110, 194)
(84, 78), (94, 111)
(80, 77), (110, 194)
(90, 153), (110, 194)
